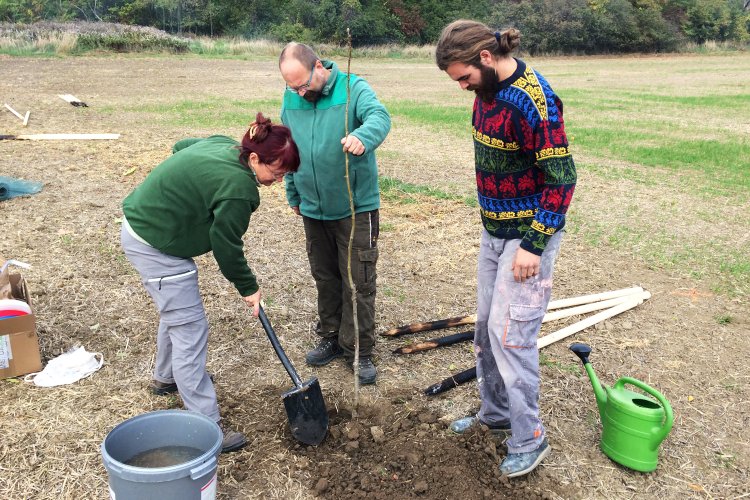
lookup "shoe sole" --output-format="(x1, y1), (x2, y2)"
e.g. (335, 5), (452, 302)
(450, 419), (511, 436)
(305, 351), (344, 366)
(503, 444), (551, 478)
(451, 426), (511, 436)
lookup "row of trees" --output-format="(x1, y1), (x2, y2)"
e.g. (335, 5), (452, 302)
(1, 0), (748, 52)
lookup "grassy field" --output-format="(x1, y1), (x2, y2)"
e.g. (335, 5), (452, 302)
(91, 52), (750, 296)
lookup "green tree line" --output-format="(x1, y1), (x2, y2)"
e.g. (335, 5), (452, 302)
(1, 0), (748, 52)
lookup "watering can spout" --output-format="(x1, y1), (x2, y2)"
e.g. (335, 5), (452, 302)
(570, 343), (608, 416)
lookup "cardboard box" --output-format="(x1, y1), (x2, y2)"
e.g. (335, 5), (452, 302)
(0, 273), (42, 378)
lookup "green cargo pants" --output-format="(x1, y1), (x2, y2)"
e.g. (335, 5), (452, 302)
(303, 210), (379, 359)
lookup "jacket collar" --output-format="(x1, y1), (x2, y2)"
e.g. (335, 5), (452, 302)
(321, 60), (339, 96)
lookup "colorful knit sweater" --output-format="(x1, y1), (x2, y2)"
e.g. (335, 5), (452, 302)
(473, 59), (576, 255)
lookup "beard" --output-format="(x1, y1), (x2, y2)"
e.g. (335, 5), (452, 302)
(468, 65), (501, 104)
(302, 89), (322, 103)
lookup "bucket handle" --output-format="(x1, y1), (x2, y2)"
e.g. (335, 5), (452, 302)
(615, 377), (674, 444)
(190, 456), (217, 481)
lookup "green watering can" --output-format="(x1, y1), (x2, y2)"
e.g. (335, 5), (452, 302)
(570, 343), (674, 472)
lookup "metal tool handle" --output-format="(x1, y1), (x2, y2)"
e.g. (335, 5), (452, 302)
(258, 306), (303, 388)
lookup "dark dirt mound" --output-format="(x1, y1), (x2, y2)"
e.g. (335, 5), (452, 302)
(285, 394), (581, 499)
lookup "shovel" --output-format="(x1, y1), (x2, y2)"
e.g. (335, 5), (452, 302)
(258, 306), (328, 446)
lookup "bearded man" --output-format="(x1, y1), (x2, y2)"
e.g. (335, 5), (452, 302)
(436, 20), (577, 477)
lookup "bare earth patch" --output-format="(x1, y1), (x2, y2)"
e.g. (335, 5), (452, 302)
(0, 55), (748, 499)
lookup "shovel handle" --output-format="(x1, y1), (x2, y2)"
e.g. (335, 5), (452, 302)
(258, 306), (304, 388)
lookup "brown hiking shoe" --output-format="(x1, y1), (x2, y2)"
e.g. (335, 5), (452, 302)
(219, 420), (247, 453)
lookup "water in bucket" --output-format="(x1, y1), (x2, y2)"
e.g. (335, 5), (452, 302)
(125, 445), (204, 468)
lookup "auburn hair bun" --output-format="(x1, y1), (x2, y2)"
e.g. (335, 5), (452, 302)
(248, 112), (273, 142)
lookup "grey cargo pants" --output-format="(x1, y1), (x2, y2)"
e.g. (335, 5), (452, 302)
(475, 229), (563, 453)
(121, 224), (220, 421)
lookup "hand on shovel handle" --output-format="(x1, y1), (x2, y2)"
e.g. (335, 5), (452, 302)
(243, 291), (262, 317)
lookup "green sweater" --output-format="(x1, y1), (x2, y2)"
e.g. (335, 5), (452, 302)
(122, 135), (261, 296)
(281, 60), (391, 220)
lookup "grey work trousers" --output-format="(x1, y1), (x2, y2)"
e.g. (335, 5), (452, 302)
(475, 229), (563, 453)
(303, 210), (379, 359)
(121, 225), (220, 421)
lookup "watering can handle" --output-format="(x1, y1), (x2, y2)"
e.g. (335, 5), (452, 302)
(615, 377), (674, 439)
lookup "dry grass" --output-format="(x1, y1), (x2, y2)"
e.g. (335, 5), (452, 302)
(0, 54), (748, 499)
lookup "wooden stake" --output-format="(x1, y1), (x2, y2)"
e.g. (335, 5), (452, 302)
(58, 94), (88, 107)
(393, 330), (474, 355)
(537, 293), (650, 349)
(22, 111), (30, 127)
(382, 314), (477, 337)
(546, 286), (644, 310)
(425, 293), (651, 396)
(383, 287), (646, 337)
(4, 103), (25, 121)
(542, 291), (650, 323)
(0, 133), (120, 141)
(341, 27), (359, 414)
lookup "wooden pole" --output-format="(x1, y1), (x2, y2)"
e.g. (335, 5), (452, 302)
(546, 286), (643, 310)
(342, 28), (359, 414)
(4, 103), (25, 122)
(537, 293), (649, 349)
(0, 133), (120, 141)
(541, 291), (650, 323)
(383, 287), (645, 337)
(425, 293), (651, 396)
(393, 330), (474, 355)
(382, 314), (477, 337)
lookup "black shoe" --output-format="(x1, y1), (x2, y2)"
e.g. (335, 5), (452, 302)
(305, 338), (344, 366)
(150, 373), (214, 396)
(348, 357), (377, 385)
(150, 380), (178, 395)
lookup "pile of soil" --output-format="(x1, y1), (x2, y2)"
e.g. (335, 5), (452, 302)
(287, 395), (578, 499)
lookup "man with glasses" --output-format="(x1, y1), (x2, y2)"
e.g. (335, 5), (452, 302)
(279, 42), (391, 385)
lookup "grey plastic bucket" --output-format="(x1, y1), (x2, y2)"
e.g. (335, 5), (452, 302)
(101, 410), (222, 500)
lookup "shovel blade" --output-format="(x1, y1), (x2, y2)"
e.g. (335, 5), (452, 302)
(282, 377), (328, 446)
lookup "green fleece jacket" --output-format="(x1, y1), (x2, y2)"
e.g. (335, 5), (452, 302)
(281, 60), (391, 220)
(122, 135), (261, 296)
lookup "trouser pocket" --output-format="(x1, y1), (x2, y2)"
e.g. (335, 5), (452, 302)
(144, 269), (204, 326)
(502, 304), (545, 348)
(357, 247), (379, 294)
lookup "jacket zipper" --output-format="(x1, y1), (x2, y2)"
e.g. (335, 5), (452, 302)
(311, 101), (321, 218)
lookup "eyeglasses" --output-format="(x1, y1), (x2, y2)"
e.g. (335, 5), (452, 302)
(285, 63), (316, 94)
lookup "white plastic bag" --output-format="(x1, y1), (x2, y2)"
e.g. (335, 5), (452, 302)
(25, 346), (103, 387)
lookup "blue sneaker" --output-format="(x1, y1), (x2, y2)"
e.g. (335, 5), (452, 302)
(449, 415), (511, 436)
(499, 438), (551, 478)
